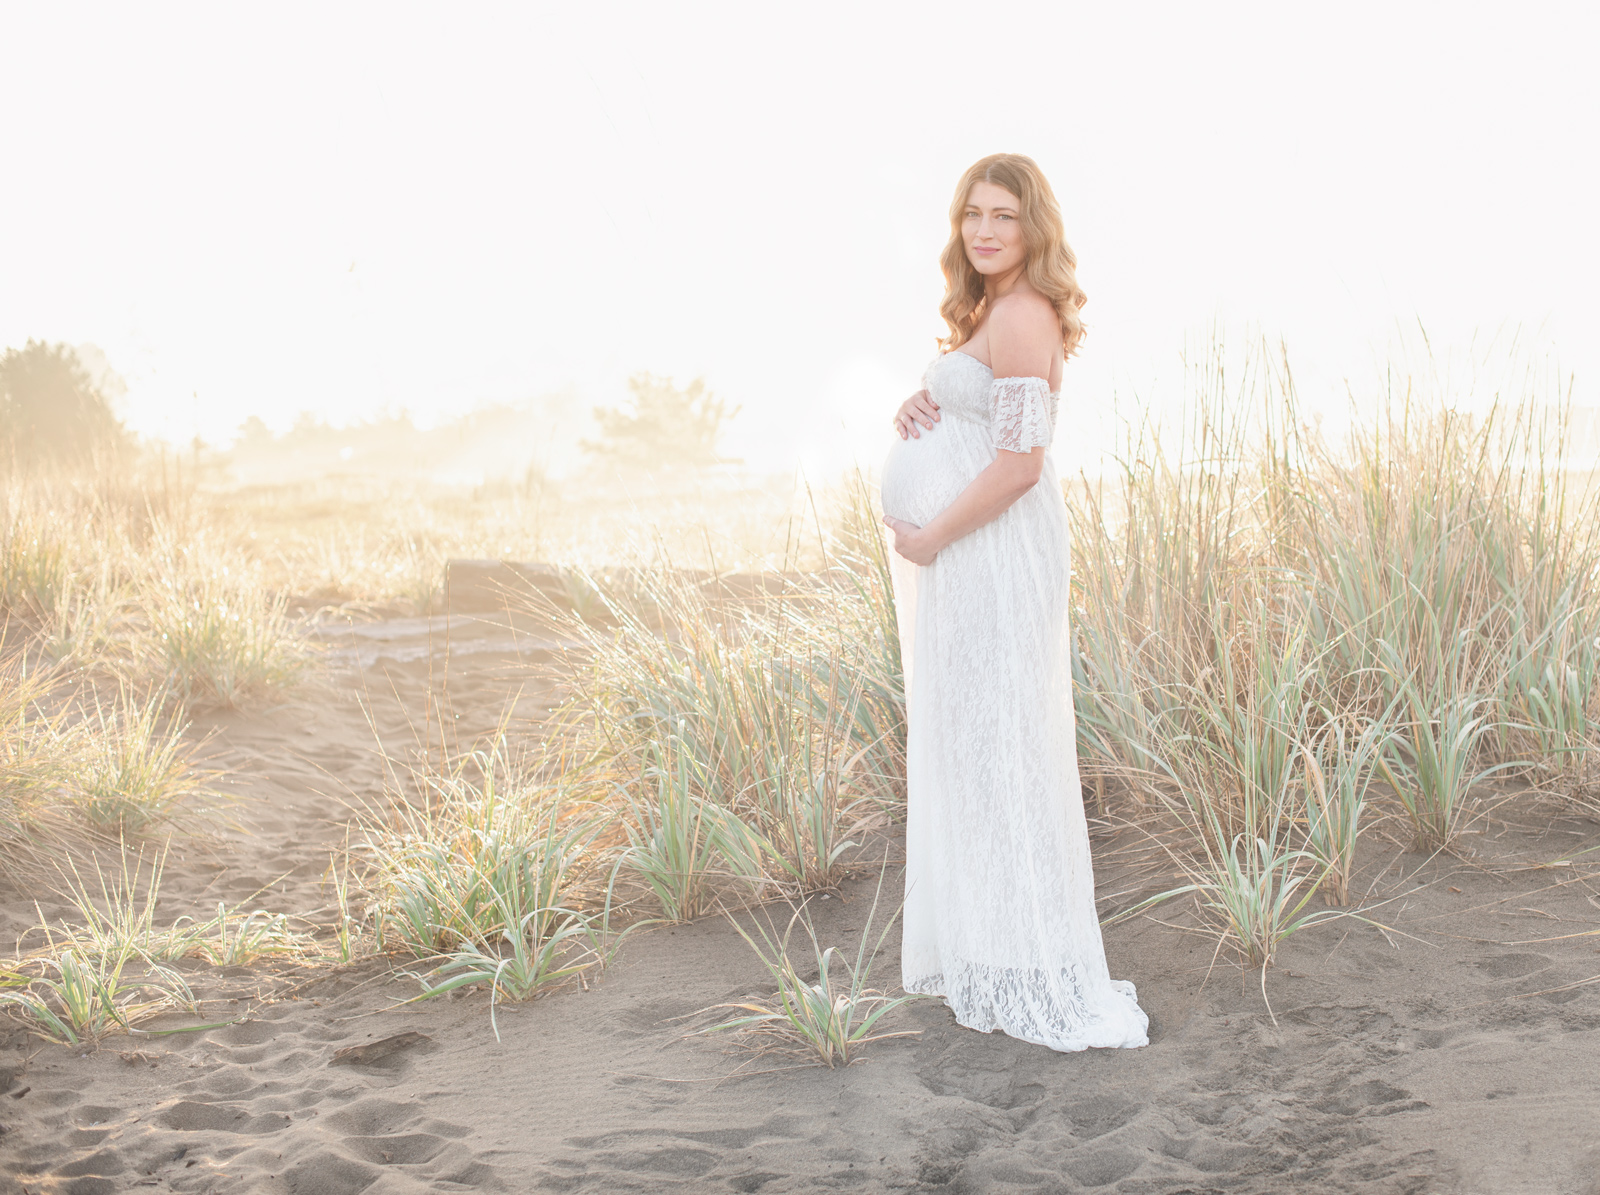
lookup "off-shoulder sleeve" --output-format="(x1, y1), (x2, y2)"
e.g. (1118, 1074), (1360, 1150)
(991, 375), (1054, 453)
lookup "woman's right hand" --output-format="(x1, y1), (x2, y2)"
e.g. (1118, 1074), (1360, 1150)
(895, 389), (941, 440)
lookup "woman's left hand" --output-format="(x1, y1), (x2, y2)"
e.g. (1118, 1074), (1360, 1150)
(883, 515), (938, 565)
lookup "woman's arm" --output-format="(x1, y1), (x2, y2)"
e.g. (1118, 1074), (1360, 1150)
(884, 449), (1043, 564)
(882, 294), (1059, 565)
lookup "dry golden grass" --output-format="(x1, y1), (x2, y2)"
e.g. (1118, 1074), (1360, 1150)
(5, 338), (1600, 1039)
(1069, 341), (1600, 961)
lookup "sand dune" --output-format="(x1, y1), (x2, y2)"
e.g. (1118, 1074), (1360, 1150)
(3, 612), (1600, 1194)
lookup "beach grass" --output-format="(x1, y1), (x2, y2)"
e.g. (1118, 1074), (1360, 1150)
(1067, 341), (1600, 960)
(699, 864), (925, 1068)
(2, 336), (1597, 1026)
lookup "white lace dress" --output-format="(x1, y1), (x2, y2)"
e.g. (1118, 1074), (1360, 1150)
(879, 350), (1149, 1052)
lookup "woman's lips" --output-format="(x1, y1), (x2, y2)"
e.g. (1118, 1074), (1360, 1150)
(973, 246), (999, 255)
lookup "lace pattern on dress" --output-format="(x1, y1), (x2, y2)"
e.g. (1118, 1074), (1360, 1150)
(991, 375), (1056, 454)
(883, 348), (1148, 1053)
(903, 963), (1146, 1051)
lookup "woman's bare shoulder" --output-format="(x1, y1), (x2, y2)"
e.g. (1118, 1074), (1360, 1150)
(986, 290), (1059, 354)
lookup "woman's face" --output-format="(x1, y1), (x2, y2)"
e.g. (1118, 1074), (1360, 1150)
(962, 181), (1026, 276)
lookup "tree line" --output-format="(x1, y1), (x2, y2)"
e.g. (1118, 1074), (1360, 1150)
(0, 341), (742, 471)
(0, 340), (127, 468)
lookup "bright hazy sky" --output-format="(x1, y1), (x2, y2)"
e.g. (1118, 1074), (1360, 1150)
(3, 2), (1598, 475)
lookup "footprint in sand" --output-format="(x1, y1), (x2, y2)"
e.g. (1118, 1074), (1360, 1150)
(1315, 1079), (1426, 1117)
(1476, 951), (1553, 979)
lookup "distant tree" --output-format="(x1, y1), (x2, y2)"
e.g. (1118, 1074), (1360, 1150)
(236, 415), (274, 446)
(0, 340), (127, 466)
(583, 373), (740, 467)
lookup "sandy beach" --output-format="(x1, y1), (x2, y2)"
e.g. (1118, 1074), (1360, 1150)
(8, 8), (1600, 1191)
(3, 608), (1598, 1195)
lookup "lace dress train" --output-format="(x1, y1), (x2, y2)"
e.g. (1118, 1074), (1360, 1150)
(879, 351), (1148, 1053)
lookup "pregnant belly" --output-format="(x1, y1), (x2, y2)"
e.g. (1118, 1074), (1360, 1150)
(880, 423), (987, 528)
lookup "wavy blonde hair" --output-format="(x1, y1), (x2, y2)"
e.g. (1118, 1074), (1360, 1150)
(938, 153), (1087, 357)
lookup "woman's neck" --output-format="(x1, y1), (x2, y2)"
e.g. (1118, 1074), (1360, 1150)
(983, 263), (1029, 305)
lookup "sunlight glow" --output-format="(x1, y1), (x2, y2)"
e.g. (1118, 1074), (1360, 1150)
(3, 1), (1597, 475)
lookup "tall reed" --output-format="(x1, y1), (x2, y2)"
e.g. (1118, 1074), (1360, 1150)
(361, 735), (610, 959)
(140, 529), (312, 707)
(70, 689), (215, 831)
(551, 544), (903, 917)
(1067, 338), (1600, 962)
(0, 652), (69, 844)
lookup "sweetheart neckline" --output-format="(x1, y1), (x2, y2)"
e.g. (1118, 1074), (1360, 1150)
(935, 350), (1060, 397)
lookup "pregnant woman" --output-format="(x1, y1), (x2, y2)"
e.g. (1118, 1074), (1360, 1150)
(879, 153), (1148, 1052)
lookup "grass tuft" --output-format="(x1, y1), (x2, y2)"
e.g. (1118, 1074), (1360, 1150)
(699, 866), (925, 1068)
(69, 689), (216, 831)
(142, 542), (312, 707)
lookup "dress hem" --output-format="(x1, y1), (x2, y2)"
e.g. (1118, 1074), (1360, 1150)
(903, 974), (1150, 1053)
